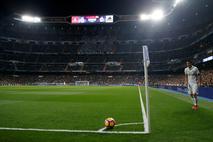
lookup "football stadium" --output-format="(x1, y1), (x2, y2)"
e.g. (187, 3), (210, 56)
(0, 0), (213, 142)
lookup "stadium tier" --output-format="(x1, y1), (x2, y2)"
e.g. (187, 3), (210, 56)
(0, 16), (213, 73)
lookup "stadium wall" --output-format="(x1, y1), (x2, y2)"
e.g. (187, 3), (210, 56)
(156, 85), (213, 100)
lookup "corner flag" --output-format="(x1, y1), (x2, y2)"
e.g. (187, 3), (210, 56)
(142, 45), (150, 133)
(143, 45), (150, 67)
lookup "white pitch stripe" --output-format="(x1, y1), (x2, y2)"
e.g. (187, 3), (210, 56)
(137, 86), (148, 133)
(97, 122), (144, 132)
(98, 127), (107, 132)
(115, 122), (143, 127)
(97, 131), (148, 134)
(0, 127), (148, 134)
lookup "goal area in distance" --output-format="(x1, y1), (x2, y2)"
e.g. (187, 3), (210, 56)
(75, 81), (90, 86)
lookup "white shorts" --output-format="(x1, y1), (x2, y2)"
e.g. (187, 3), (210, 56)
(188, 83), (198, 95)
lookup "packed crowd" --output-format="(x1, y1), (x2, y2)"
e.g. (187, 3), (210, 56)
(0, 74), (142, 86)
(150, 69), (213, 87)
(0, 69), (213, 87)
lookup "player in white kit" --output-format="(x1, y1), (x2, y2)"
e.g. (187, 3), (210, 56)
(184, 61), (200, 110)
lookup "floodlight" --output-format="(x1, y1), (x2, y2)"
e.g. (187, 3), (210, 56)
(140, 14), (151, 21)
(140, 9), (164, 21)
(151, 9), (164, 21)
(21, 15), (41, 23)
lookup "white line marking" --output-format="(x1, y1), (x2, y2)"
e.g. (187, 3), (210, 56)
(0, 127), (148, 134)
(98, 127), (107, 132)
(115, 122), (143, 127)
(97, 122), (144, 132)
(138, 86), (148, 133)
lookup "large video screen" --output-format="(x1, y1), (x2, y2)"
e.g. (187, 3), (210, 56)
(71, 15), (113, 24)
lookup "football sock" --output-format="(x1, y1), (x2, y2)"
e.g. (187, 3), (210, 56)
(191, 96), (195, 105)
(193, 98), (197, 105)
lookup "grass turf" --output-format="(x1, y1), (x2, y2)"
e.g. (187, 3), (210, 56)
(0, 86), (213, 142)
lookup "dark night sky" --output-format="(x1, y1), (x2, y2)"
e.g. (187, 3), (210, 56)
(0, 0), (169, 17)
(0, 0), (212, 24)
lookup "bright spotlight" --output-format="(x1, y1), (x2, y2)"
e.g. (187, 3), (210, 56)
(140, 14), (151, 21)
(140, 9), (164, 21)
(151, 9), (164, 21)
(173, 0), (184, 7)
(21, 15), (41, 23)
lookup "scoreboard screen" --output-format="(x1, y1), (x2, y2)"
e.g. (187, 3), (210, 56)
(71, 15), (113, 24)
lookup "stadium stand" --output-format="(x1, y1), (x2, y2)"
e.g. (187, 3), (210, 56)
(0, 69), (213, 87)
(0, 15), (213, 87)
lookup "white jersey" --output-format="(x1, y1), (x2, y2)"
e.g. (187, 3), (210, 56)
(184, 65), (199, 84)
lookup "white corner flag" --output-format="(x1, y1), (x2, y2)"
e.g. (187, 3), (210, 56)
(142, 45), (151, 133)
(143, 45), (150, 67)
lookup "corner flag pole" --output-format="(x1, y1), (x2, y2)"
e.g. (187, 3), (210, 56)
(143, 45), (150, 133)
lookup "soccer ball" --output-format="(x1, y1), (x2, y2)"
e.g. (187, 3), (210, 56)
(104, 117), (116, 129)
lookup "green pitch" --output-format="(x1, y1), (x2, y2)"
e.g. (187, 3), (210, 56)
(0, 86), (213, 142)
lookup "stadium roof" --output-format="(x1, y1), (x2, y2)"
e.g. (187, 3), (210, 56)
(0, 0), (212, 16)
(1, 0), (155, 17)
(0, 0), (212, 28)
